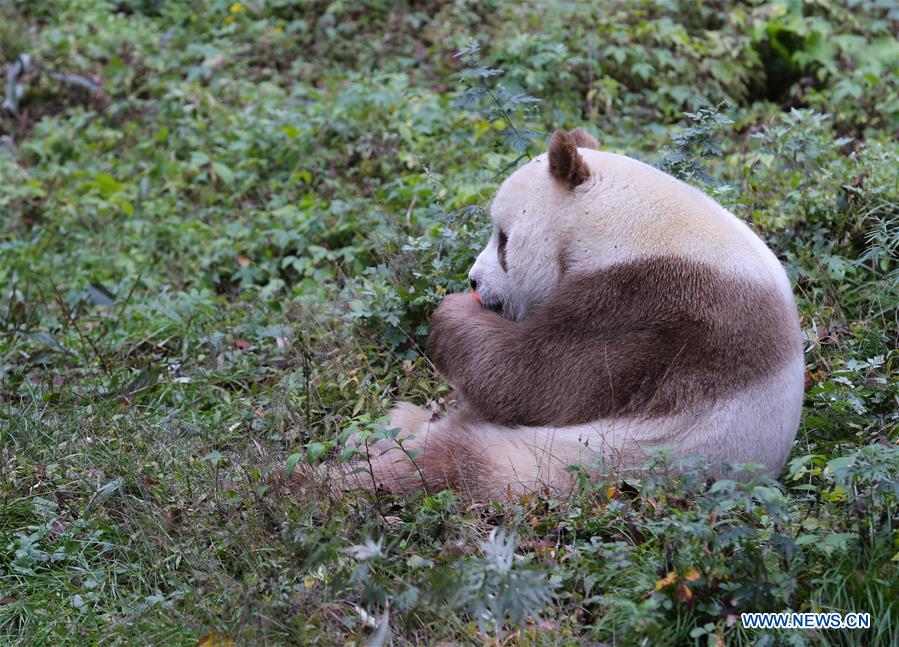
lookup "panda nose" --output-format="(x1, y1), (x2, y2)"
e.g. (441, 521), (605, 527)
(470, 278), (478, 291)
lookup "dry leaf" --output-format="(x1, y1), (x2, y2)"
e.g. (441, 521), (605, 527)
(676, 582), (693, 603)
(195, 632), (234, 647)
(655, 571), (677, 590)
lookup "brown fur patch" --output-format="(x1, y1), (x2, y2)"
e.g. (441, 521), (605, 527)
(428, 257), (802, 427)
(548, 129), (591, 188)
(569, 127), (598, 149)
(414, 419), (498, 497)
(359, 412), (499, 498)
(557, 246), (571, 277)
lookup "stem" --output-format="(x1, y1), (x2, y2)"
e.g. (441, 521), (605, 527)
(395, 435), (431, 497)
(481, 78), (532, 161)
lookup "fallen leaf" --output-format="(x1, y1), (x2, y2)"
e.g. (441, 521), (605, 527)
(655, 571), (677, 590)
(676, 582), (693, 602)
(195, 632), (234, 647)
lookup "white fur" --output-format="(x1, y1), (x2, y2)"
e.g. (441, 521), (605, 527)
(470, 150), (795, 318)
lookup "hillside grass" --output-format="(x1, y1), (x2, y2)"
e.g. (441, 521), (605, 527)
(1, 1), (897, 645)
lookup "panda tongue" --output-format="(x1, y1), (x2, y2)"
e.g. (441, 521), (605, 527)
(471, 289), (483, 305)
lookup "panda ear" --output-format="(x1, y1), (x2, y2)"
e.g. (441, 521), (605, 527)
(569, 127), (598, 149)
(548, 129), (591, 189)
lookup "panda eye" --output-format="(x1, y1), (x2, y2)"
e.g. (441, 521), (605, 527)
(497, 229), (508, 271)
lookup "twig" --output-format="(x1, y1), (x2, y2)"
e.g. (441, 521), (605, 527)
(46, 71), (104, 95)
(482, 78), (532, 161)
(301, 335), (312, 438)
(48, 279), (114, 383)
(3, 54), (30, 115)
(405, 194), (416, 227)
(3, 52), (105, 117)
(92, 274), (143, 349)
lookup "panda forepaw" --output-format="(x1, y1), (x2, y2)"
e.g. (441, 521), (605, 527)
(435, 292), (482, 319)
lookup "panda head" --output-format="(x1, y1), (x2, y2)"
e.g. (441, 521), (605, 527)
(468, 128), (599, 321)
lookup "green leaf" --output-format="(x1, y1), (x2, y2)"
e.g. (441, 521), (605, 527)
(819, 532), (854, 554)
(212, 161), (234, 184)
(98, 477), (124, 498)
(285, 452), (302, 476)
(88, 282), (116, 306)
(31, 331), (65, 352)
(85, 172), (125, 197)
(305, 442), (328, 464)
(825, 456), (855, 474)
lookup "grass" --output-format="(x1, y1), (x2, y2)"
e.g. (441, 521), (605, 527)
(1, 1), (898, 645)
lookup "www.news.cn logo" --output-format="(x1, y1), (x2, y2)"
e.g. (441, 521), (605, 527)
(741, 612), (871, 630)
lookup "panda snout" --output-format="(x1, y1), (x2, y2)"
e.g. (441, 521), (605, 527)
(469, 277), (478, 291)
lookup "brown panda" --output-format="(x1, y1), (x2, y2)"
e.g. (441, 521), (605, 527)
(357, 128), (804, 499)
